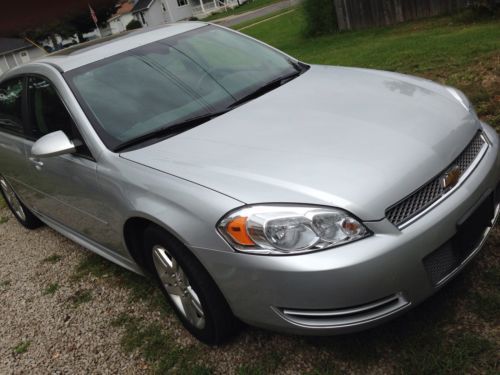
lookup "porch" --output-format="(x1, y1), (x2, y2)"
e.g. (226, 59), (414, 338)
(190, 0), (247, 17)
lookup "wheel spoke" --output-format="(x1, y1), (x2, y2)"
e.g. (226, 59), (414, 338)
(151, 245), (206, 329)
(153, 247), (176, 278)
(180, 295), (196, 321)
(186, 286), (204, 316)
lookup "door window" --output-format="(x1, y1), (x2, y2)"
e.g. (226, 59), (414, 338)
(0, 78), (25, 136)
(27, 76), (92, 158)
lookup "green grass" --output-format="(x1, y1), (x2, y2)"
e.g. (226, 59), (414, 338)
(112, 314), (213, 373)
(234, 7), (296, 30)
(13, 341), (30, 354)
(43, 283), (60, 296)
(0, 280), (11, 288)
(42, 254), (63, 264)
(72, 254), (169, 310)
(202, 0), (284, 21)
(241, 9), (499, 71)
(238, 9), (500, 130)
(68, 289), (92, 307)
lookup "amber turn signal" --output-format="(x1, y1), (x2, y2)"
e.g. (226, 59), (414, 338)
(225, 216), (255, 246)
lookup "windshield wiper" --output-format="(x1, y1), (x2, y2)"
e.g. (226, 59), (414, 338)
(114, 109), (229, 152)
(228, 69), (303, 109)
(114, 64), (309, 152)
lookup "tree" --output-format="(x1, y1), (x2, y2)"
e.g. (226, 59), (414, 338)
(66, 2), (117, 41)
(20, 0), (116, 45)
(126, 19), (143, 31)
(302, 0), (338, 36)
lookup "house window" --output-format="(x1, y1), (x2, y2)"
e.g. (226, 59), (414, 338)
(177, 0), (188, 6)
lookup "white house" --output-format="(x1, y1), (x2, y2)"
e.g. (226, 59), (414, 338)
(0, 38), (46, 76)
(189, 0), (246, 18)
(108, 1), (136, 34)
(132, 0), (193, 27)
(107, 0), (247, 34)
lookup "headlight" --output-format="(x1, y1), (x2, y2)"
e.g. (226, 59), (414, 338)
(217, 205), (370, 255)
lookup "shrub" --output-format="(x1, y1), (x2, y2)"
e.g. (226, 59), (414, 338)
(302, 0), (338, 36)
(126, 19), (143, 31)
(452, 2), (500, 24)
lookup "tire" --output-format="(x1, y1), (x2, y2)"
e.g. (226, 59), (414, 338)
(143, 225), (238, 345)
(0, 175), (43, 230)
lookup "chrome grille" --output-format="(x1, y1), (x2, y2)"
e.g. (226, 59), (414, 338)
(386, 132), (486, 227)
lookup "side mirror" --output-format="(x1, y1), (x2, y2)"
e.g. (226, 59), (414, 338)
(31, 130), (76, 158)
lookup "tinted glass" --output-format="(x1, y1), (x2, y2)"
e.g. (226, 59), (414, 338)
(67, 25), (298, 149)
(28, 77), (76, 139)
(28, 76), (91, 157)
(0, 78), (24, 135)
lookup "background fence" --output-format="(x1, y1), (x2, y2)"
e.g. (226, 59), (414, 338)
(332, 0), (471, 30)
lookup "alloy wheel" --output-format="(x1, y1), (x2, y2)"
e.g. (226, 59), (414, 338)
(0, 177), (26, 221)
(152, 245), (206, 329)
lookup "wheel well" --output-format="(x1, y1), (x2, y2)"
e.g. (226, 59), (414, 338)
(124, 217), (237, 321)
(124, 217), (193, 273)
(123, 217), (157, 272)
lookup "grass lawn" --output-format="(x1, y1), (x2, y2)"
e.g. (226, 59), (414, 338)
(241, 8), (500, 131)
(202, 0), (284, 21)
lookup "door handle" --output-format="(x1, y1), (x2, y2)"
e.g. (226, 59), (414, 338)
(29, 157), (44, 170)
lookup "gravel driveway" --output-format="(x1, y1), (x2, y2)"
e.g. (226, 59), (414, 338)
(1, 203), (498, 374)
(0, 206), (151, 374)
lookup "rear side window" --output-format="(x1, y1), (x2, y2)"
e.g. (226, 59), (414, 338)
(0, 78), (25, 135)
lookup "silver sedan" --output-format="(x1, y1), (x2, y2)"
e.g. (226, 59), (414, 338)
(0, 23), (498, 345)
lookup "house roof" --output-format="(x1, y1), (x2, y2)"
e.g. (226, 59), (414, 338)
(132, 0), (155, 13)
(0, 37), (32, 55)
(108, 1), (135, 21)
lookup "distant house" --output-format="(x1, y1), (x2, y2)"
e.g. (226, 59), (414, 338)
(189, 0), (246, 18)
(108, 1), (136, 34)
(108, 0), (246, 34)
(0, 38), (46, 76)
(132, 0), (193, 27)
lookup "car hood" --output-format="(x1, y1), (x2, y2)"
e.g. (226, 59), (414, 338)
(121, 65), (480, 220)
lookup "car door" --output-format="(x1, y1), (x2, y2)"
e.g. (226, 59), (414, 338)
(23, 75), (120, 251)
(0, 76), (35, 202)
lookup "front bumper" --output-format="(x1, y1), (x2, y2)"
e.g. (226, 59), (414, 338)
(192, 124), (500, 335)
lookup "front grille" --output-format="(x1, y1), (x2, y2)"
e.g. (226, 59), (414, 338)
(277, 293), (409, 327)
(386, 132), (486, 227)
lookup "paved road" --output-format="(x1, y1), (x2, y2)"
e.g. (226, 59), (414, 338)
(215, 0), (300, 27)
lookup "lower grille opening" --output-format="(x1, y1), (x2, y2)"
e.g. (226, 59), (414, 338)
(423, 192), (498, 286)
(278, 293), (409, 328)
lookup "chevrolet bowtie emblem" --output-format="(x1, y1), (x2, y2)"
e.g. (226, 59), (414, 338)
(441, 165), (461, 190)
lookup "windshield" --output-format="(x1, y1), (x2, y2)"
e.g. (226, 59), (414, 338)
(66, 25), (303, 150)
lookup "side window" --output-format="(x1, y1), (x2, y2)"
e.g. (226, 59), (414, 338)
(0, 78), (25, 136)
(27, 76), (92, 158)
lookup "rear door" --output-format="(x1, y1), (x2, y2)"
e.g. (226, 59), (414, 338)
(0, 77), (35, 202)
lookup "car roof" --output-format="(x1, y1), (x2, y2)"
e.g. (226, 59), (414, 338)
(35, 22), (208, 73)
